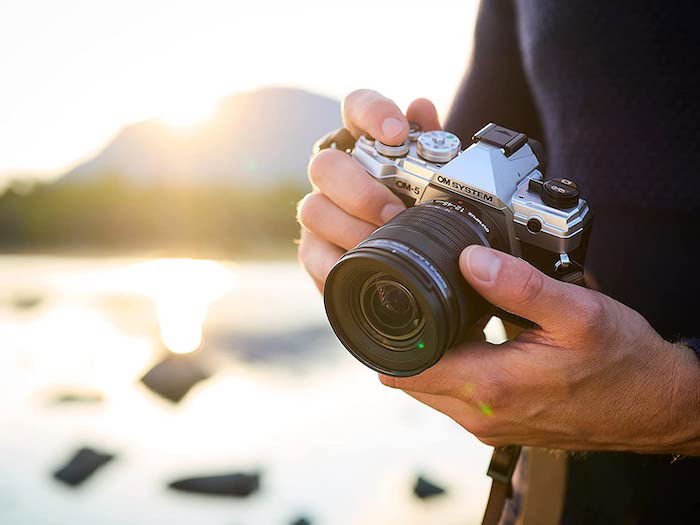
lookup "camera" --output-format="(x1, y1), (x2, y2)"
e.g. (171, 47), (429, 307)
(313, 123), (592, 377)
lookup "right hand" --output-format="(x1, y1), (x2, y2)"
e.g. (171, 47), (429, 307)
(297, 89), (441, 292)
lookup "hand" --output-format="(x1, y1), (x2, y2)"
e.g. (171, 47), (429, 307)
(380, 245), (700, 455)
(297, 89), (441, 291)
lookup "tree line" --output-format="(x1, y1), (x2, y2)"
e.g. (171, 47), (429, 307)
(0, 174), (307, 257)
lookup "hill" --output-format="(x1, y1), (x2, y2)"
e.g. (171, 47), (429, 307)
(60, 87), (341, 186)
(0, 87), (342, 256)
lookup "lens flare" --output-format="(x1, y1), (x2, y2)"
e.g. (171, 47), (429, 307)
(478, 402), (493, 416)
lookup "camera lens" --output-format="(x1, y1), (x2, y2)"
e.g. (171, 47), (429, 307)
(324, 199), (506, 377)
(358, 274), (425, 348)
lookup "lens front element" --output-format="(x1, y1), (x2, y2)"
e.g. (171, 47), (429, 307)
(359, 273), (425, 349)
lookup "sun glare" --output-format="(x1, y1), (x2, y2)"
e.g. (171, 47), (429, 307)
(157, 98), (218, 130)
(125, 258), (237, 354)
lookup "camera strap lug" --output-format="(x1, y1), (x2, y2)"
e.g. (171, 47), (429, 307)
(482, 444), (521, 525)
(312, 127), (356, 155)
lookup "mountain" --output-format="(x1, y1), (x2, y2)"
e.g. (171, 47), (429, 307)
(59, 87), (342, 187)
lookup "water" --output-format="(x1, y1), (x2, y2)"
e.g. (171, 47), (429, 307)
(0, 256), (495, 525)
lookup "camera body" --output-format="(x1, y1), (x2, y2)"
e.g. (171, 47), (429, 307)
(351, 123), (591, 283)
(317, 123), (592, 376)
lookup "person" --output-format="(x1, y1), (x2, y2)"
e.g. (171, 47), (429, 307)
(297, 1), (700, 522)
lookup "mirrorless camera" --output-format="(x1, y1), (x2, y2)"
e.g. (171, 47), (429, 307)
(313, 123), (592, 376)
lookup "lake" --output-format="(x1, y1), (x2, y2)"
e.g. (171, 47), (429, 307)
(0, 256), (497, 525)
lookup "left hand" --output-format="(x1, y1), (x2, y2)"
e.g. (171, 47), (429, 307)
(380, 245), (700, 455)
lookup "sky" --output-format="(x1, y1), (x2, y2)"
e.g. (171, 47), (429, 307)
(0, 0), (479, 181)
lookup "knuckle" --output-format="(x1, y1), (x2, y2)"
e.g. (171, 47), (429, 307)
(361, 96), (396, 124)
(342, 89), (376, 121)
(343, 88), (373, 107)
(514, 265), (545, 306)
(296, 193), (322, 230)
(307, 149), (341, 186)
(576, 293), (608, 331)
(347, 181), (386, 219)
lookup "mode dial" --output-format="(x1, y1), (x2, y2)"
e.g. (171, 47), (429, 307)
(417, 131), (461, 163)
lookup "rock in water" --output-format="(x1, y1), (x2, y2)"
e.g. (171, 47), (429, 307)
(50, 390), (104, 404)
(290, 517), (312, 525)
(413, 475), (447, 500)
(11, 293), (43, 310)
(168, 472), (260, 497)
(140, 354), (209, 403)
(53, 447), (115, 487)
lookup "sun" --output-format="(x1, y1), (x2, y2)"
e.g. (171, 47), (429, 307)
(157, 97), (218, 129)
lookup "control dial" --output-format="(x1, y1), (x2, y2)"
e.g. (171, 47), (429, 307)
(417, 131), (461, 163)
(542, 178), (580, 209)
(375, 139), (410, 157)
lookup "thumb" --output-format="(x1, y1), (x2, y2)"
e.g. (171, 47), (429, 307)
(459, 245), (592, 333)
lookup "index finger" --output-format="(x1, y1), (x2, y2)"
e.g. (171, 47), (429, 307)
(342, 89), (409, 145)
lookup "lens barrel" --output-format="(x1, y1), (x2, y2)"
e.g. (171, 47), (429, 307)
(324, 199), (501, 376)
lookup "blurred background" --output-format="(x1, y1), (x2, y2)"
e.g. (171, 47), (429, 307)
(0, 1), (502, 523)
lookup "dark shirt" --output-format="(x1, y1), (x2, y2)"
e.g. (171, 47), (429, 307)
(444, 1), (700, 522)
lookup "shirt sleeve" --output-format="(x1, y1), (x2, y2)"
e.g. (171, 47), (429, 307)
(444, 0), (543, 145)
(684, 338), (700, 362)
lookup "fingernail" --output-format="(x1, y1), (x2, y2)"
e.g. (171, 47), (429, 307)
(466, 246), (501, 282)
(381, 117), (404, 140)
(380, 203), (405, 224)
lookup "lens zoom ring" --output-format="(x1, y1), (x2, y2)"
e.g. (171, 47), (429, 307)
(368, 203), (486, 259)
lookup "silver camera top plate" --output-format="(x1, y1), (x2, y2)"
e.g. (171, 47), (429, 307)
(351, 129), (591, 254)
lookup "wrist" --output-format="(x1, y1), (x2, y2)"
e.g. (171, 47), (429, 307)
(660, 340), (700, 455)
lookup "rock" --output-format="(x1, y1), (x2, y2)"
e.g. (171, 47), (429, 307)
(10, 293), (43, 310)
(289, 517), (312, 525)
(140, 354), (209, 403)
(168, 472), (260, 497)
(413, 475), (447, 500)
(50, 389), (104, 404)
(53, 447), (115, 487)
